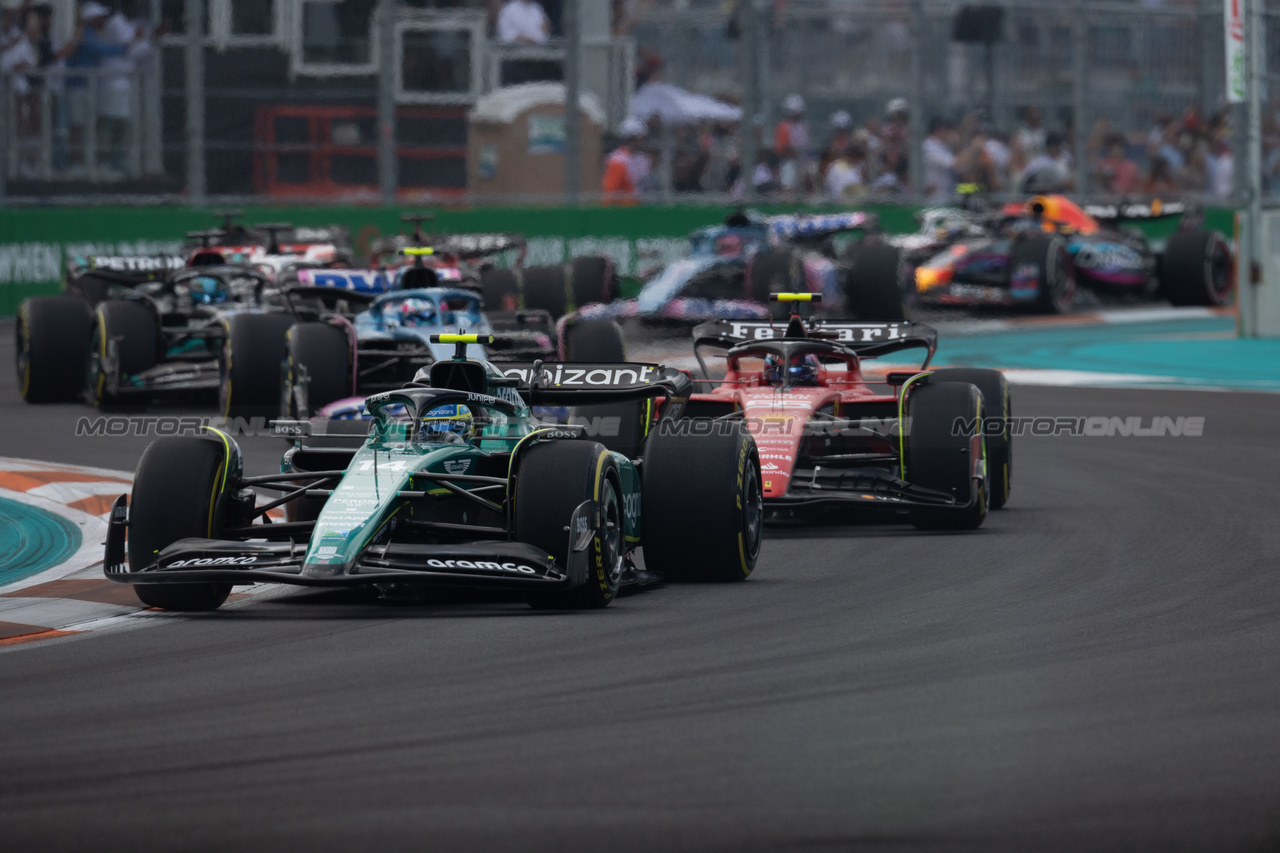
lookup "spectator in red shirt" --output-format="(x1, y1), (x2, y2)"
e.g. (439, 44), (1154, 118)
(1097, 134), (1139, 195)
(773, 93), (811, 193)
(602, 116), (649, 205)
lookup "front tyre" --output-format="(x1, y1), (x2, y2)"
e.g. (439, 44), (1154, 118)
(1012, 234), (1074, 315)
(16, 296), (93, 402)
(127, 437), (233, 611)
(1161, 230), (1233, 306)
(221, 313), (296, 419)
(641, 425), (763, 582)
(905, 381), (987, 530)
(514, 441), (624, 609)
(843, 241), (909, 320)
(284, 322), (353, 418)
(88, 300), (160, 407)
(928, 368), (1011, 510)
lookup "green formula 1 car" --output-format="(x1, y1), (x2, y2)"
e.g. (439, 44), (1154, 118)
(104, 334), (763, 611)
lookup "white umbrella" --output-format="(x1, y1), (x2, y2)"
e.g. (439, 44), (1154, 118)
(629, 82), (742, 126)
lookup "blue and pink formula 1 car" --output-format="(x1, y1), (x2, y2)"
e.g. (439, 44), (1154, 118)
(564, 209), (911, 331)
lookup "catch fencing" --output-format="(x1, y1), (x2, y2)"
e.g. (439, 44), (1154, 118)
(0, 0), (1274, 205)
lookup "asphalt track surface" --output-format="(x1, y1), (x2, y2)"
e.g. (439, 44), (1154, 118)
(1, 320), (1279, 852)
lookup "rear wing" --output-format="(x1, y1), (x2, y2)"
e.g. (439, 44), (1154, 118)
(767, 211), (879, 244)
(692, 318), (938, 366)
(70, 254), (186, 281)
(491, 361), (692, 406)
(282, 225), (350, 246)
(1082, 200), (1193, 224)
(372, 233), (527, 261)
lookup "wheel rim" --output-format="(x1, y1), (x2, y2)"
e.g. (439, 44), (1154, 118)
(87, 321), (104, 404)
(219, 338), (233, 417)
(600, 480), (625, 586)
(15, 317), (29, 395)
(742, 462), (763, 563)
(1206, 237), (1232, 302)
(1046, 244), (1074, 311)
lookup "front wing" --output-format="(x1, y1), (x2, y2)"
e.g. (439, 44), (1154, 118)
(104, 495), (606, 591)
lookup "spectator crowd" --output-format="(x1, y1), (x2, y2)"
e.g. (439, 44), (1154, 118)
(602, 93), (1242, 204)
(2, 0), (153, 180)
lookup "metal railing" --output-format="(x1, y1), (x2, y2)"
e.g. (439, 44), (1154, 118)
(2, 65), (163, 185)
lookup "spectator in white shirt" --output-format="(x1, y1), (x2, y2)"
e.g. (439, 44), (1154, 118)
(1021, 131), (1074, 192)
(497, 0), (550, 45)
(824, 144), (866, 201)
(922, 117), (957, 200)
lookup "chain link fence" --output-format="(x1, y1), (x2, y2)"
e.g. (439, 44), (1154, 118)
(0, 0), (1274, 205)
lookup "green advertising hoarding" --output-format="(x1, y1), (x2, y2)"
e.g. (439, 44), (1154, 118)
(0, 203), (1235, 316)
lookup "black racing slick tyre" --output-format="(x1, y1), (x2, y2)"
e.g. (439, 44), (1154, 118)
(88, 300), (160, 407)
(641, 426), (763, 582)
(748, 248), (804, 306)
(521, 265), (570, 319)
(563, 320), (642, 455)
(479, 267), (520, 312)
(16, 296), (93, 402)
(843, 241), (909, 320)
(905, 381), (987, 531)
(929, 368), (1011, 510)
(570, 255), (617, 308)
(221, 313), (295, 419)
(1011, 234), (1074, 314)
(514, 441), (624, 610)
(1161, 230), (1233, 306)
(284, 322), (352, 418)
(127, 437), (233, 611)
(563, 319), (626, 362)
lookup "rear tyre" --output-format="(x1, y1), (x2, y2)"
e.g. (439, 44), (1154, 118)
(514, 441), (623, 610)
(748, 247), (804, 308)
(127, 437), (233, 611)
(479, 267), (520, 312)
(571, 255), (617, 308)
(16, 296), (93, 402)
(905, 381), (987, 530)
(221, 313), (296, 419)
(1161, 230), (1233, 306)
(641, 425), (762, 582)
(843, 242), (909, 320)
(564, 319), (626, 362)
(563, 320), (644, 456)
(88, 300), (160, 407)
(284, 322), (353, 418)
(929, 368), (1010, 510)
(1011, 234), (1074, 314)
(522, 265), (570, 319)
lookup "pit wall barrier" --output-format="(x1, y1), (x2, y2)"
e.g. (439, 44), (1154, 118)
(0, 204), (1237, 317)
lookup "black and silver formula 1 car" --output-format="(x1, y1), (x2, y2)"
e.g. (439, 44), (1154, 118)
(104, 335), (764, 611)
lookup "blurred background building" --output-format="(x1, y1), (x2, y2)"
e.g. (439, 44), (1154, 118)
(0, 0), (1276, 204)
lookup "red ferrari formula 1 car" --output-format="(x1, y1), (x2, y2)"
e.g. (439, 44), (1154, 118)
(686, 294), (1011, 529)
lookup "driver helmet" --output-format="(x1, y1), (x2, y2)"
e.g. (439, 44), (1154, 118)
(396, 296), (436, 327)
(188, 275), (228, 305)
(763, 352), (820, 386)
(419, 403), (474, 442)
(714, 233), (745, 256)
